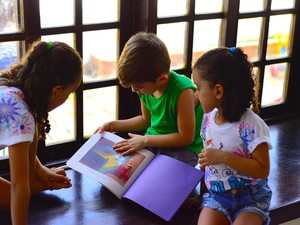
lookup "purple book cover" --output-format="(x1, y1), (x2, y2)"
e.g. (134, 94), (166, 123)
(122, 154), (204, 221)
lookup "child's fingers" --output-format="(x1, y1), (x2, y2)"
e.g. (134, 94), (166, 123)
(49, 180), (72, 190)
(51, 174), (71, 182)
(50, 167), (67, 176)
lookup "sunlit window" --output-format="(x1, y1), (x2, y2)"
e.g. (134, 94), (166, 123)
(42, 34), (75, 48)
(0, 0), (23, 70)
(83, 87), (117, 137)
(236, 17), (263, 62)
(261, 12), (293, 107)
(83, 29), (118, 82)
(0, 147), (8, 159)
(266, 14), (292, 60)
(271, 0), (295, 10)
(0, 0), (21, 34)
(195, 0), (223, 14)
(39, 0), (75, 28)
(82, 0), (119, 24)
(46, 94), (76, 145)
(0, 41), (19, 71)
(41, 13), (120, 144)
(157, 0), (188, 18)
(157, 22), (187, 69)
(192, 19), (221, 64)
(261, 63), (288, 107)
(239, 0), (264, 13)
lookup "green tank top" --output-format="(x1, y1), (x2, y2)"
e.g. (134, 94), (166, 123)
(140, 71), (203, 154)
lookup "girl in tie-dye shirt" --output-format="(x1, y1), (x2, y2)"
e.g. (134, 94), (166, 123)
(192, 47), (272, 225)
(0, 41), (82, 225)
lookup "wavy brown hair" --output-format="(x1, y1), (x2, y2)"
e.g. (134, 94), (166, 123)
(0, 41), (82, 140)
(193, 47), (259, 122)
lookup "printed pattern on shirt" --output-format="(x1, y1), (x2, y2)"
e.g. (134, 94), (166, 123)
(200, 109), (270, 193)
(0, 87), (35, 147)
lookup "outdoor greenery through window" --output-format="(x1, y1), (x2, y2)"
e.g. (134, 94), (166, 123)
(0, 0), (299, 168)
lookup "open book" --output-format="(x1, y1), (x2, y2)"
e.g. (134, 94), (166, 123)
(67, 131), (204, 221)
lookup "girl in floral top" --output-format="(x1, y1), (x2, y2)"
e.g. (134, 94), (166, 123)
(192, 47), (272, 225)
(0, 41), (82, 225)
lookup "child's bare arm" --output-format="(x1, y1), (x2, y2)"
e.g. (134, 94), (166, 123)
(9, 142), (31, 225)
(199, 143), (270, 178)
(176, 88), (197, 145)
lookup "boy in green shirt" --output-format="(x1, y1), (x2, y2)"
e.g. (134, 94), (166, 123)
(95, 32), (203, 167)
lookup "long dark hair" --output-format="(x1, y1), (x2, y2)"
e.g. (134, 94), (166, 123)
(193, 47), (259, 122)
(0, 41), (82, 140)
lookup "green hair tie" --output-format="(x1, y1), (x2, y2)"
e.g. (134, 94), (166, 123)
(47, 41), (53, 50)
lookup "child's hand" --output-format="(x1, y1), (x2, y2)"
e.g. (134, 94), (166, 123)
(182, 195), (202, 210)
(113, 133), (145, 155)
(48, 167), (72, 190)
(37, 166), (72, 191)
(93, 122), (113, 134)
(198, 148), (224, 168)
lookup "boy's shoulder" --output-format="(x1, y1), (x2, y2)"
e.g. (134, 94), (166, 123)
(170, 71), (194, 87)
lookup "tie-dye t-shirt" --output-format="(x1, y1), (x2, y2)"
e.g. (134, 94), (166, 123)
(0, 86), (35, 149)
(200, 108), (272, 193)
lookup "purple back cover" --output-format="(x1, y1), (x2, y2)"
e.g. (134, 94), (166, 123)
(123, 154), (204, 221)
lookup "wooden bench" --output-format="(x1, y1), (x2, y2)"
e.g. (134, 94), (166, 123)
(1, 116), (300, 225)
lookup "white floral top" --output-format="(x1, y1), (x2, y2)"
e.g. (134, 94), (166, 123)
(201, 108), (272, 193)
(0, 85), (35, 149)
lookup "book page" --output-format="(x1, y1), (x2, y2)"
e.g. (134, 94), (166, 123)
(122, 154), (204, 221)
(67, 132), (155, 199)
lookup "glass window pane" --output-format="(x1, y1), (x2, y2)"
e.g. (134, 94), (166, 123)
(239, 0), (264, 13)
(195, 0), (223, 14)
(39, 0), (74, 28)
(46, 93), (76, 145)
(253, 67), (260, 100)
(0, 147), (8, 158)
(261, 63), (288, 107)
(0, 41), (19, 70)
(271, 0), (295, 10)
(83, 0), (119, 24)
(237, 17), (263, 62)
(83, 29), (118, 82)
(157, 0), (188, 18)
(192, 19), (221, 64)
(157, 22), (187, 69)
(266, 14), (292, 59)
(83, 87), (117, 137)
(0, 0), (21, 33)
(41, 33), (75, 48)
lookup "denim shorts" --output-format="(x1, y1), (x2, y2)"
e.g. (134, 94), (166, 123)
(202, 179), (272, 225)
